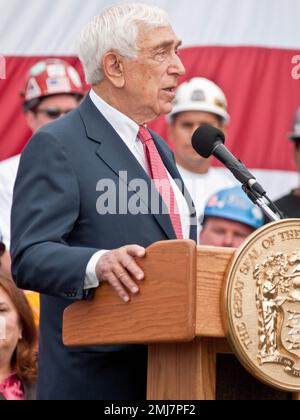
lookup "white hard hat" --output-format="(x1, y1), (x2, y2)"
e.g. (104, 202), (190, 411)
(169, 77), (230, 123)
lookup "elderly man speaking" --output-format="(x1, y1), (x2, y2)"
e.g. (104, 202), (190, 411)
(11, 3), (196, 400)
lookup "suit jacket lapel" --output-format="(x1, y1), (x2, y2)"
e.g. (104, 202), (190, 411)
(78, 96), (176, 239)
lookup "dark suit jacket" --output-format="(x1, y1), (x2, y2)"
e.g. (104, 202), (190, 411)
(11, 95), (197, 400)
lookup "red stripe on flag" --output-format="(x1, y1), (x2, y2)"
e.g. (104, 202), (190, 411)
(1, 47), (300, 173)
(149, 46), (300, 172)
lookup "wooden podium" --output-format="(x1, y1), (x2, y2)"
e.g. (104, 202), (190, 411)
(63, 240), (237, 400)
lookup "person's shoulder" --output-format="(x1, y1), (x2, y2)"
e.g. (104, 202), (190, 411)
(208, 167), (237, 186)
(0, 155), (20, 183)
(40, 94), (94, 140)
(274, 192), (293, 205)
(23, 108), (84, 156)
(0, 154), (20, 171)
(41, 107), (82, 138)
(274, 192), (300, 219)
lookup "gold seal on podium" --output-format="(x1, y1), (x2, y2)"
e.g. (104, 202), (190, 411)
(223, 219), (300, 392)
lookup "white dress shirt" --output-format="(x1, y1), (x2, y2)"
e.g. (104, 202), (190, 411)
(177, 164), (237, 238)
(85, 90), (191, 289)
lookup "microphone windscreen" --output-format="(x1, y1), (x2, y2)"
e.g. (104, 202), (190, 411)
(191, 124), (225, 158)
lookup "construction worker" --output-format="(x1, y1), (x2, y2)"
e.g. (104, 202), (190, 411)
(275, 108), (300, 218)
(200, 186), (264, 247)
(0, 230), (39, 327)
(0, 59), (84, 325)
(0, 58), (84, 247)
(168, 77), (236, 227)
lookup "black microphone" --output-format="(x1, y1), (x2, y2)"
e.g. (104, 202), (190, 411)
(191, 124), (266, 196)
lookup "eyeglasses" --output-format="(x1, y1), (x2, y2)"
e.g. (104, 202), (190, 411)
(35, 108), (74, 120)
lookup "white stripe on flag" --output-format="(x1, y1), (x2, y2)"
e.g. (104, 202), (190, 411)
(1, 0), (300, 55)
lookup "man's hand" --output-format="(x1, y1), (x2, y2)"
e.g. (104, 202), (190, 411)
(96, 245), (146, 302)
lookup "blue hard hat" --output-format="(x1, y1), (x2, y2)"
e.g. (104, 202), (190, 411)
(203, 186), (264, 229)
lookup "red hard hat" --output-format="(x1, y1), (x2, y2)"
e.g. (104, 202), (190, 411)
(21, 59), (84, 108)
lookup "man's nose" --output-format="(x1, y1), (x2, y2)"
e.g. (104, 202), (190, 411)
(169, 54), (186, 77)
(192, 123), (201, 133)
(223, 232), (234, 248)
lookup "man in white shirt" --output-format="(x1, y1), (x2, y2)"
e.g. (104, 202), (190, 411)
(167, 77), (236, 228)
(0, 58), (84, 247)
(275, 107), (300, 218)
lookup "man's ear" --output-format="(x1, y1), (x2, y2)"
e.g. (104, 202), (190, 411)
(102, 52), (125, 88)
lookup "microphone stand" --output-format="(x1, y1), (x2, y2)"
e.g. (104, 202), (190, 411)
(242, 185), (283, 223)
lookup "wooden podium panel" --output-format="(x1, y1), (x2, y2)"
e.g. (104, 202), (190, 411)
(63, 240), (196, 346)
(147, 246), (235, 400)
(63, 242), (234, 347)
(147, 338), (220, 400)
(196, 246), (235, 338)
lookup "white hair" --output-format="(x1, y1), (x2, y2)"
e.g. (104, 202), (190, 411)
(79, 3), (170, 85)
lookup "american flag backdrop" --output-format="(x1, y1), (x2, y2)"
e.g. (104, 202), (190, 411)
(1, 0), (300, 199)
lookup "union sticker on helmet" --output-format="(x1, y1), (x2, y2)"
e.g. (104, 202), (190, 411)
(30, 61), (47, 77)
(26, 77), (42, 101)
(47, 64), (66, 78)
(46, 77), (71, 94)
(191, 89), (205, 102)
(68, 67), (82, 88)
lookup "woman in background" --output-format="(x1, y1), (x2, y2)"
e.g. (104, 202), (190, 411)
(0, 276), (37, 400)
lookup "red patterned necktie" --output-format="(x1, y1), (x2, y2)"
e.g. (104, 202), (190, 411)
(138, 125), (183, 239)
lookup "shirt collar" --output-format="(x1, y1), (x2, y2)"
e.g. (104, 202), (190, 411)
(89, 89), (139, 147)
